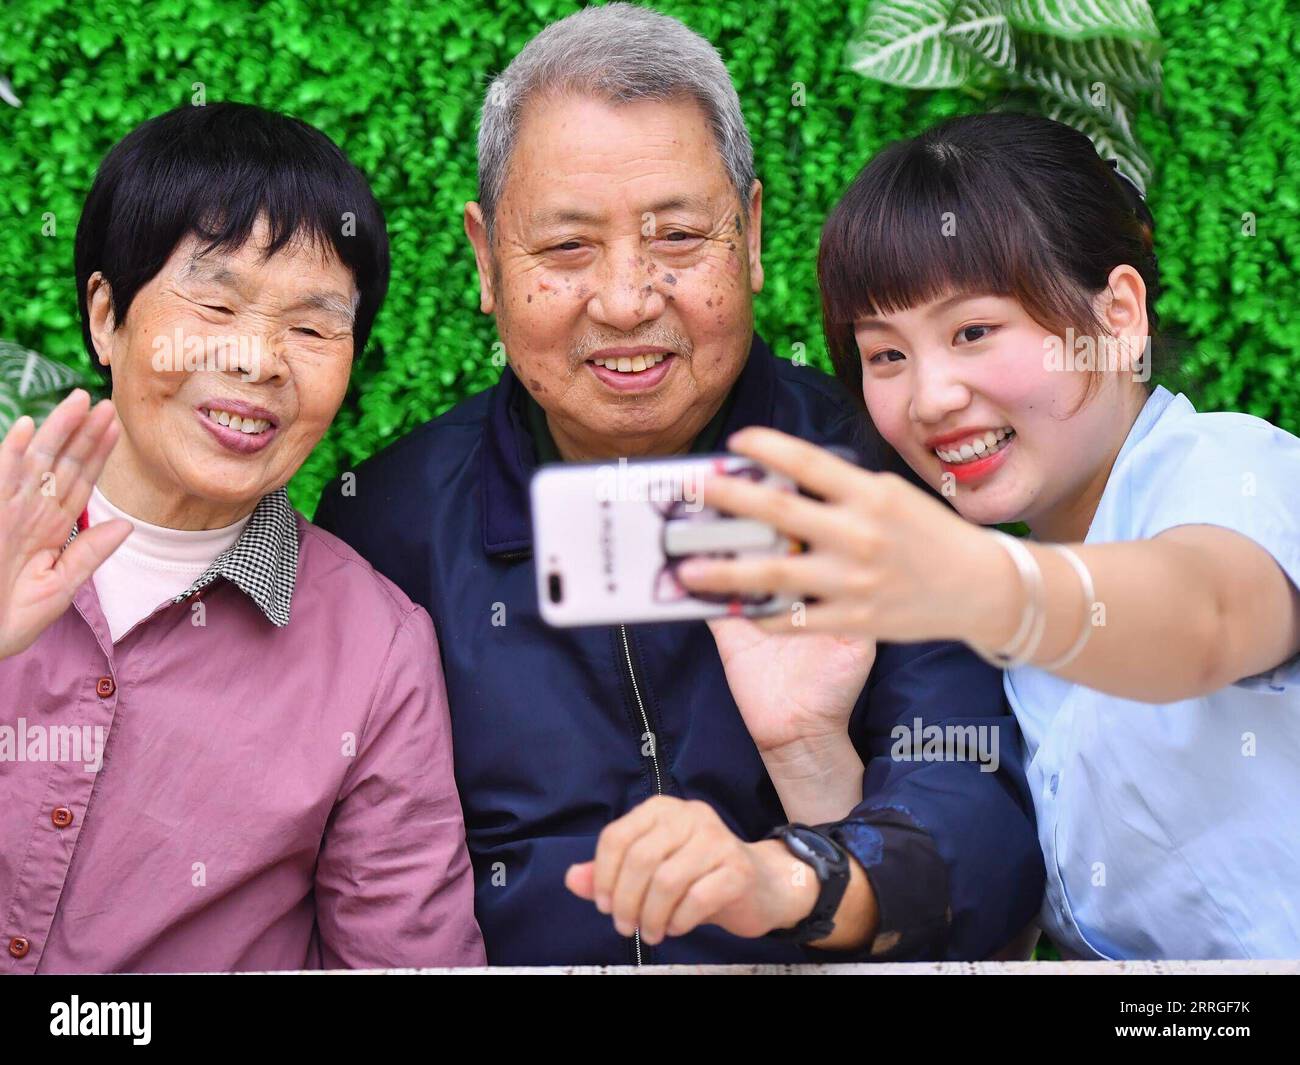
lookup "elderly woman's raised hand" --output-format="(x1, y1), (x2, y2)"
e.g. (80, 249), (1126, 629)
(0, 390), (131, 659)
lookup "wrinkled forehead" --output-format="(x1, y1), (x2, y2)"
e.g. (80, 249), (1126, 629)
(503, 92), (737, 219)
(171, 231), (359, 318)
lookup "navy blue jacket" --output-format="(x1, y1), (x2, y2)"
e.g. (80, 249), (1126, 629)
(314, 335), (1044, 965)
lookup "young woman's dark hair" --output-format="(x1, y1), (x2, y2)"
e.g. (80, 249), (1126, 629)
(74, 102), (390, 384)
(818, 111), (1163, 410)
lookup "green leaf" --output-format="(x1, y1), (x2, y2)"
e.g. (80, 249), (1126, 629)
(1043, 98), (1152, 188)
(77, 23), (116, 59)
(1003, 0), (1158, 41)
(0, 343), (85, 435)
(947, 1), (1015, 70)
(1010, 30), (1162, 94)
(846, 0), (972, 89)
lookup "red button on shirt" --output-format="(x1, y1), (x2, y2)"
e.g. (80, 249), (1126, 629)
(96, 676), (115, 698)
(8, 937), (30, 959)
(51, 807), (74, 829)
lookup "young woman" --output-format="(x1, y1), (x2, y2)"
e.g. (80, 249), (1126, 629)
(674, 113), (1300, 960)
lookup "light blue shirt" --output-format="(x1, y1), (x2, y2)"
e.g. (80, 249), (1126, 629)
(1006, 385), (1300, 959)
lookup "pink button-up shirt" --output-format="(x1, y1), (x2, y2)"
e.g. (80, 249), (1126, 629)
(0, 491), (485, 972)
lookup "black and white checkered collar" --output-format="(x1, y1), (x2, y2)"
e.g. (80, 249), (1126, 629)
(68, 487), (300, 627)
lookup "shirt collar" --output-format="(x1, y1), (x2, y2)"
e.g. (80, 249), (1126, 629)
(67, 487), (300, 627)
(1111, 384), (1188, 470)
(479, 331), (778, 559)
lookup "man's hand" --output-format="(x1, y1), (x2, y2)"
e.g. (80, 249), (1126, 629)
(0, 390), (130, 660)
(707, 615), (876, 753)
(565, 795), (820, 946)
(707, 616), (872, 823)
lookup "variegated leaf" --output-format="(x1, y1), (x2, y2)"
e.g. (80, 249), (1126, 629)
(0, 343), (85, 435)
(1014, 31), (1162, 92)
(947, 1), (1015, 69)
(847, 0), (972, 89)
(1003, 0), (1158, 41)
(1045, 99), (1153, 189)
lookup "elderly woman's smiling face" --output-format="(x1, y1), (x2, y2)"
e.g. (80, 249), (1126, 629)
(466, 93), (764, 461)
(87, 218), (358, 528)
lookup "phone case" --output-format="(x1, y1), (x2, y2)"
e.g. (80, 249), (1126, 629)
(530, 453), (802, 627)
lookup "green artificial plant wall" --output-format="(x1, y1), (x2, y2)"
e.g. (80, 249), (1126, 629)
(2, 0), (1296, 514)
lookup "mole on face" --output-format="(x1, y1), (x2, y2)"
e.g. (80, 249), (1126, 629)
(529, 379), (545, 393)
(663, 274), (677, 285)
(734, 214), (742, 234)
(526, 294), (532, 303)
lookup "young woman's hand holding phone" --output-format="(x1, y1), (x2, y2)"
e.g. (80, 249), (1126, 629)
(677, 427), (1013, 647)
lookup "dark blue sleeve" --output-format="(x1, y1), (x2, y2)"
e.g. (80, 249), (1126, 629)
(311, 477), (344, 536)
(812, 639), (1044, 961)
(312, 466), (414, 593)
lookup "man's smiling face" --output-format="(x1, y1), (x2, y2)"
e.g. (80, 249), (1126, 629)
(466, 92), (764, 460)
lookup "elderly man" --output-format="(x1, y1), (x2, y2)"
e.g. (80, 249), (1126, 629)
(0, 103), (484, 972)
(316, 4), (1043, 964)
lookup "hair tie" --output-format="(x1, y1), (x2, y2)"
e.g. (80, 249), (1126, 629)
(1106, 158), (1157, 264)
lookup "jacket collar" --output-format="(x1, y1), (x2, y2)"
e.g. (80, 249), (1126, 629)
(480, 332), (778, 559)
(66, 487), (300, 626)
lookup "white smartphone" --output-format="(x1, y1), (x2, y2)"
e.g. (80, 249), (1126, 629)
(530, 453), (803, 627)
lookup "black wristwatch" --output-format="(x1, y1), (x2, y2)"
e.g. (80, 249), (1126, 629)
(764, 823), (851, 944)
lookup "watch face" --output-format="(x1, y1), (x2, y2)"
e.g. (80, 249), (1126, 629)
(789, 826), (842, 867)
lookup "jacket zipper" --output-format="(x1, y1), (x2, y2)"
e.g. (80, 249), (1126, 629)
(619, 623), (661, 967)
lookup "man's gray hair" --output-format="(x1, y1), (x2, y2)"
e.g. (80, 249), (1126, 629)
(476, 3), (755, 236)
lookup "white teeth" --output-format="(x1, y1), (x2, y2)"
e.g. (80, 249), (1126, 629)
(204, 408), (271, 434)
(936, 428), (1015, 465)
(594, 353), (668, 373)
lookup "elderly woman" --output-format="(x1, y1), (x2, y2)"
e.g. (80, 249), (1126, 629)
(0, 103), (484, 972)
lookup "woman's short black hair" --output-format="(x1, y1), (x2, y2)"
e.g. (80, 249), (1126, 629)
(818, 111), (1162, 408)
(74, 102), (390, 382)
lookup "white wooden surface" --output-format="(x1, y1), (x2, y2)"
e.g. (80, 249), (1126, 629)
(255, 960), (1298, 975)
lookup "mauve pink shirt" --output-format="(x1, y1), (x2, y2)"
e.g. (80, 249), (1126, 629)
(0, 497), (485, 972)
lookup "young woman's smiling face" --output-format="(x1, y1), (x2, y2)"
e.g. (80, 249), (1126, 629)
(857, 288), (1147, 537)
